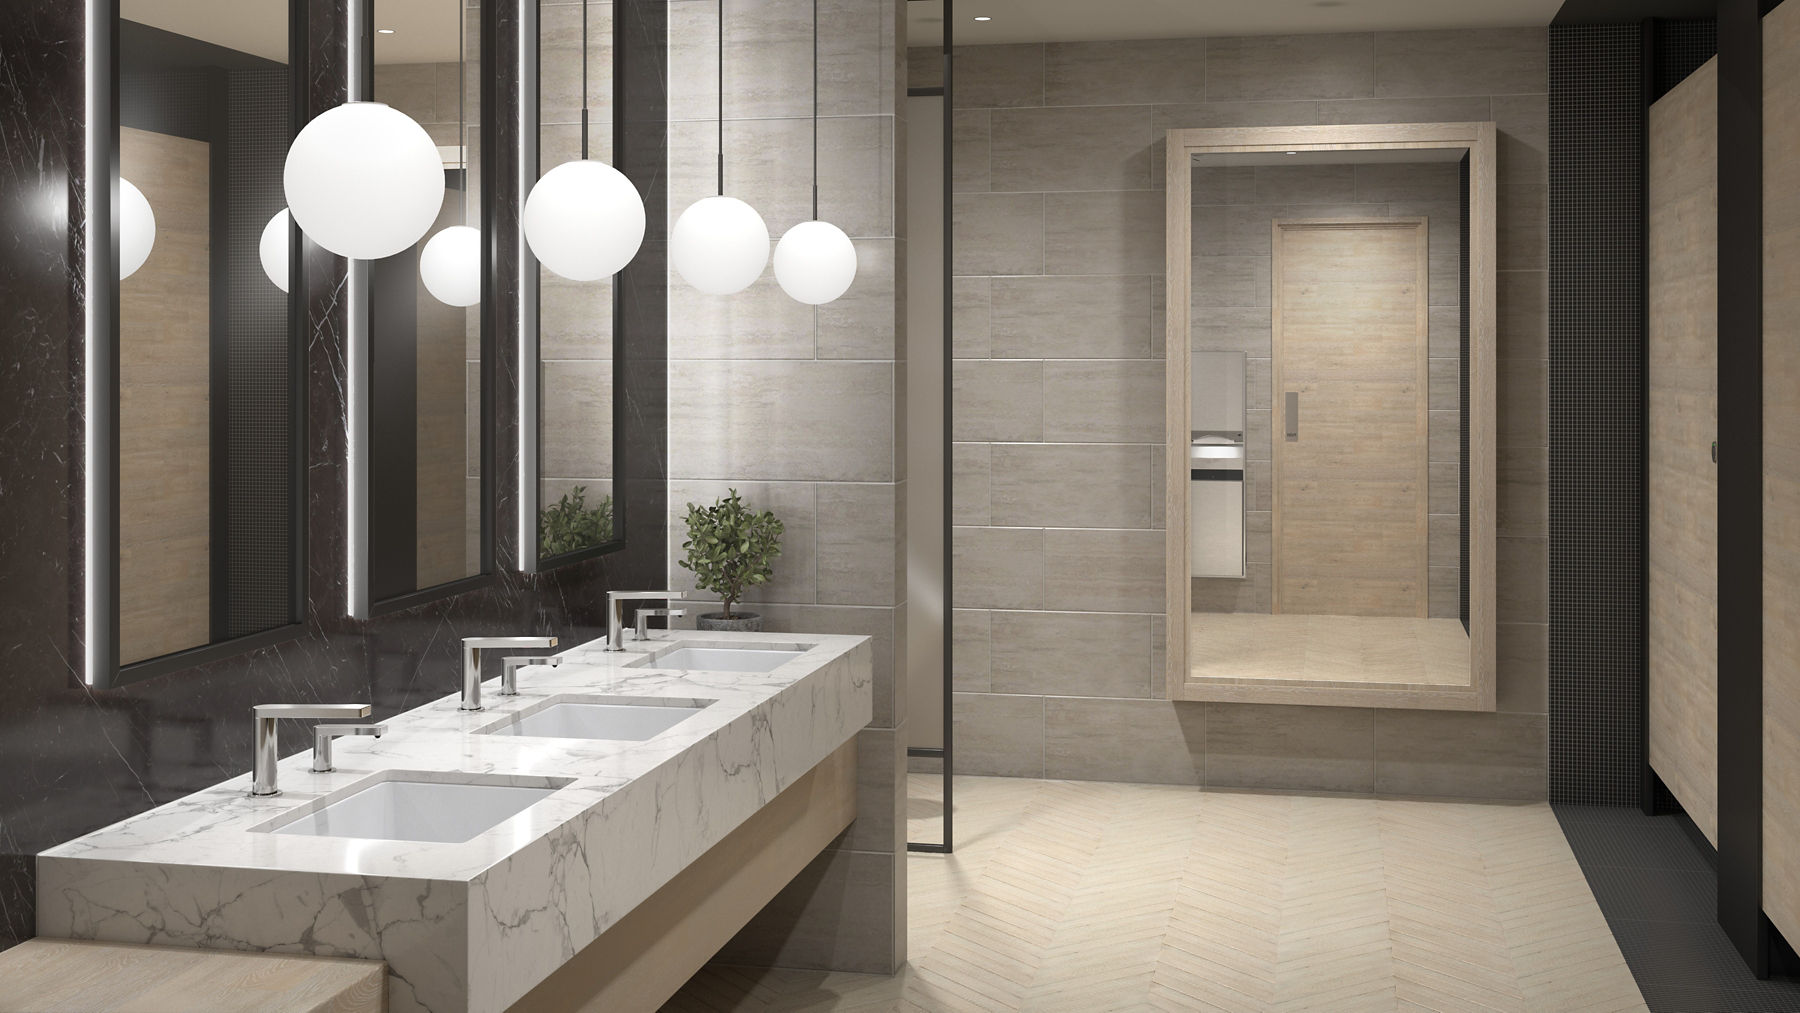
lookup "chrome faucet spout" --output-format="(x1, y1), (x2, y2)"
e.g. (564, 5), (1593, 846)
(500, 654), (562, 696)
(605, 591), (686, 651)
(461, 636), (558, 711)
(312, 723), (387, 772)
(250, 703), (372, 796)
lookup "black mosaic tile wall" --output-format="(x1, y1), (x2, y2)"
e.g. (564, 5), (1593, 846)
(1548, 24), (1647, 806)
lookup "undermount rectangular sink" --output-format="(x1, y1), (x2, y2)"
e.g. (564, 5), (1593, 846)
(640, 646), (806, 673)
(264, 777), (568, 844)
(480, 696), (712, 741)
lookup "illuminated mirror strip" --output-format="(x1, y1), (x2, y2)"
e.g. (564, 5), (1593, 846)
(518, 0), (539, 573)
(346, 0), (371, 617)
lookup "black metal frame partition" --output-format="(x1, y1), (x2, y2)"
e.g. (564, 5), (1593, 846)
(905, 0), (953, 856)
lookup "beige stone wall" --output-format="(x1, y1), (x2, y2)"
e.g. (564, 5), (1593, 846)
(667, 0), (909, 973)
(922, 29), (1549, 799)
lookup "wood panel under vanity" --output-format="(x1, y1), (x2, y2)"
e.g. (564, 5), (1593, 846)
(1646, 54), (1720, 847)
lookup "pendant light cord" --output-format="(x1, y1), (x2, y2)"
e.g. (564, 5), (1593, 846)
(580, 0), (590, 159)
(811, 0), (819, 220)
(717, 0), (726, 196)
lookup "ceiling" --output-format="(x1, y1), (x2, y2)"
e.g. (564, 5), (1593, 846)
(121, 0), (463, 65)
(906, 0), (1563, 47)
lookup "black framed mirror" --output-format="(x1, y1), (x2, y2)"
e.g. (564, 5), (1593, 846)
(93, 0), (308, 688)
(358, 0), (496, 614)
(524, 0), (628, 572)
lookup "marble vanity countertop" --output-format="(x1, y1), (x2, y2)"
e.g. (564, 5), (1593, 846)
(36, 630), (873, 1013)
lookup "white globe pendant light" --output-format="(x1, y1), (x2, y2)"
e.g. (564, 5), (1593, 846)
(772, 0), (857, 306)
(522, 0), (645, 280)
(670, 0), (769, 296)
(259, 208), (291, 292)
(672, 195), (769, 295)
(119, 177), (155, 280)
(525, 160), (645, 281)
(283, 101), (444, 260)
(420, 225), (482, 307)
(775, 219), (856, 305)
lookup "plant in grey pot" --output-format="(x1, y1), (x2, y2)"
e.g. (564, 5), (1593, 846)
(678, 489), (783, 632)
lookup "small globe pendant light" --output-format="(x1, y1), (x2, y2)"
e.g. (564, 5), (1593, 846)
(773, 0), (857, 305)
(259, 208), (290, 292)
(523, 0), (646, 281)
(421, 10), (482, 306)
(670, 0), (769, 295)
(118, 177), (156, 280)
(284, 100), (444, 261)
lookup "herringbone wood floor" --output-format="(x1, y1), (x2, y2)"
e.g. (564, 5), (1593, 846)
(663, 775), (1648, 1012)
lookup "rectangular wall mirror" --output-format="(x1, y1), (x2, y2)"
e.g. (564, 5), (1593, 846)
(526, 0), (624, 570)
(1164, 123), (1497, 711)
(362, 0), (492, 610)
(103, 0), (305, 685)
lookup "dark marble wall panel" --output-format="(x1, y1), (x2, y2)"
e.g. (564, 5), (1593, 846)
(0, 0), (667, 952)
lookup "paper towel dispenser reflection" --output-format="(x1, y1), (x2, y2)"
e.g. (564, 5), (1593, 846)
(1190, 351), (1246, 579)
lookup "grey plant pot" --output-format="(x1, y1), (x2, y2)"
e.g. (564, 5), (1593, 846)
(695, 611), (765, 633)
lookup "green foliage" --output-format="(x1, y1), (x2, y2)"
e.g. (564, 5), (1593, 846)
(677, 489), (783, 619)
(539, 487), (614, 557)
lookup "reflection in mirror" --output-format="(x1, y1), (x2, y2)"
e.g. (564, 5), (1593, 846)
(535, 0), (618, 563)
(1186, 147), (1470, 690)
(117, 1), (299, 667)
(369, 0), (486, 602)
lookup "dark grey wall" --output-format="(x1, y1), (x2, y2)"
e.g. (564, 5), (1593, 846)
(0, 0), (669, 953)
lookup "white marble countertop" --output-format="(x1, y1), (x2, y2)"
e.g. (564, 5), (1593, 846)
(37, 630), (874, 1013)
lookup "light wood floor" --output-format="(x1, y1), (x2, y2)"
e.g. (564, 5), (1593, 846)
(664, 775), (1646, 1012)
(1189, 613), (1472, 688)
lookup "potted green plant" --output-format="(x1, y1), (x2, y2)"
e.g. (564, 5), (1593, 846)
(677, 489), (783, 632)
(539, 486), (614, 557)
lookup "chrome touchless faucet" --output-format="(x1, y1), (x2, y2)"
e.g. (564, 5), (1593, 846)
(605, 590), (686, 651)
(460, 636), (559, 711)
(250, 703), (373, 796)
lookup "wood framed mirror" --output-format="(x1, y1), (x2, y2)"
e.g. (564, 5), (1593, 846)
(1163, 122), (1497, 711)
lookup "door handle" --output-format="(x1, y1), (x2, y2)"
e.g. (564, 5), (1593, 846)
(1285, 391), (1299, 440)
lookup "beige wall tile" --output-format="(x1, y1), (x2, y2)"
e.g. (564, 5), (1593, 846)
(1497, 621), (1548, 715)
(1498, 269), (1549, 361)
(1430, 461), (1460, 514)
(953, 608), (992, 692)
(1204, 703), (1378, 793)
(1253, 163), (1357, 204)
(1352, 162), (1460, 204)
(667, 270), (816, 359)
(840, 726), (905, 853)
(1152, 100), (1326, 132)
(1499, 183), (1549, 271)
(954, 692), (1045, 777)
(1430, 357), (1460, 411)
(991, 610), (1153, 698)
(1498, 535), (1548, 626)
(1372, 28), (1547, 99)
(1193, 305), (1273, 355)
(1044, 528), (1165, 613)
(818, 115), (898, 238)
(991, 443), (1152, 529)
(991, 275), (1154, 359)
(1044, 191), (1164, 276)
(954, 526), (1044, 610)
(953, 276), (992, 358)
(1429, 565), (1460, 619)
(991, 106), (1154, 193)
(669, 360), (895, 482)
(953, 359), (1042, 442)
(953, 442), (992, 525)
(1192, 256), (1271, 309)
(953, 44), (1045, 108)
(907, 45), (941, 90)
(1042, 360), (1165, 444)
(1492, 93), (1549, 184)
(540, 359), (614, 479)
(1193, 566), (1273, 613)
(1206, 33), (1378, 101)
(819, 240), (900, 359)
(373, 64), (440, 127)
(1313, 94), (1491, 125)
(1044, 38), (1208, 106)
(1374, 710), (1547, 800)
(954, 110), (991, 192)
(954, 193), (1044, 276)
(1498, 446), (1547, 538)
(1499, 357), (1548, 449)
(538, 3), (613, 125)
(539, 274), (613, 360)
(817, 483), (901, 606)
(1044, 698), (1206, 784)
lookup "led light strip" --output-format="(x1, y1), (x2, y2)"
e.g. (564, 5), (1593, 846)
(83, 0), (105, 684)
(517, 0), (539, 573)
(345, 0), (371, 617)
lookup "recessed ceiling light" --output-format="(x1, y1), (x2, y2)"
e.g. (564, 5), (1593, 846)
(1285, 150), (1299, 155)
(377, 27), (396, 34)
(974, 15), (992, 21)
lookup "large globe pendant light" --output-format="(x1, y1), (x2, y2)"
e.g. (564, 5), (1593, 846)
(670, 0), (769, 295)
(421, 13), (484, 305)
(522, 0), (645, 280)
(119, 177), (155, 280)
(283, 101), (444, 261)
(259, 208), (290, 292)
(773, 0), (857, 305)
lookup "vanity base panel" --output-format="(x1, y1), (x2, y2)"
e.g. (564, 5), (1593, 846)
(0, 938), (386, 1013)
(507, 736), (858, 1013)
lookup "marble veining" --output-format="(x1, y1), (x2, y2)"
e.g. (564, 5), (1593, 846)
(38, 630), (872, 1013)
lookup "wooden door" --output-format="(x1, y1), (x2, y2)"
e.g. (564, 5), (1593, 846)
(1272, 218), (1429, 617)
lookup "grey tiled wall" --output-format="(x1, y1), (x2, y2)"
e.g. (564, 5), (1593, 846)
(668, 0), (908, 974)
(923, 28), (1550, 800)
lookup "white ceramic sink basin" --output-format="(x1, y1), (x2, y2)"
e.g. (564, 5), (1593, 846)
(642, 646), (805, 673)
(482, 697), (711, 741)
(267, 778), (565, 844)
